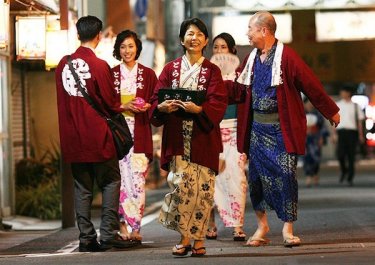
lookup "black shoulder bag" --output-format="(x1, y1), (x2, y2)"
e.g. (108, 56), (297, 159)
(67, 55), (133, 160)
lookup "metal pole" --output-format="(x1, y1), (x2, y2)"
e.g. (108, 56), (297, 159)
(60, 0), (75, 229)
(184, 0), (191, 18)
(20, 62), (27, 158)
(0, 203), (3, 229)
(164, 0), (185, 62)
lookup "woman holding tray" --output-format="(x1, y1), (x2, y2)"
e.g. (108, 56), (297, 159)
(149, 18), (227, 257)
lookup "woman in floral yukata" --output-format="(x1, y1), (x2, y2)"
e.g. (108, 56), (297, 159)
(111, 30), (157, 242)
(206, 32), (248, 241)
(149, 18), (227, 257)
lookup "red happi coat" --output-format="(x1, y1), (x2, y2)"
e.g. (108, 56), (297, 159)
(228, 44), (339, 155)
(56, 46), (123, 162)
(111, 63), (157, 161)
(150, 57), (228, 173)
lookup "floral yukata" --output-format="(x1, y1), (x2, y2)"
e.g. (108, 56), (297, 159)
(215, 118), (247, 227)
(214, 66), (247, 227)
(118, 63), (148, 232)
(159, 56), (217, 240)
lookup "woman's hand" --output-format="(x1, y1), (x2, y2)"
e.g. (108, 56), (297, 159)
(136, 103), (151, 113)
(157, 100), (180, 113)
(238, 153), (247, 169)
(121, 100), (151, 114)
(173, 100), (202, 114)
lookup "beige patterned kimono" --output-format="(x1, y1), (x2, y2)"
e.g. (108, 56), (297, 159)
(159, 56), (215, 240)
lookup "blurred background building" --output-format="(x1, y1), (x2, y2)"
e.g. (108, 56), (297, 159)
(1, 0), (375, 225)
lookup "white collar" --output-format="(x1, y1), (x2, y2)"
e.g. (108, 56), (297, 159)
(182, 55), (204, 69)
(121, 62), (138, 74)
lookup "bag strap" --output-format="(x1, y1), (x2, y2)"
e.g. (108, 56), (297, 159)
(67, 55), (109, 120)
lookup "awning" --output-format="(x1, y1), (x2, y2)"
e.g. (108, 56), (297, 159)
(10, 0), (58, 14)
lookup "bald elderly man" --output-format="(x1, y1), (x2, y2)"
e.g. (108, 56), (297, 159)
(226, 11), (340, 247)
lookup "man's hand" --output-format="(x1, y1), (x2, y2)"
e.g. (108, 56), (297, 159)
(329, 112), (340, 128)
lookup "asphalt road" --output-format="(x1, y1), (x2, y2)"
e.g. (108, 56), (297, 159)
(0, 162), (374, 265)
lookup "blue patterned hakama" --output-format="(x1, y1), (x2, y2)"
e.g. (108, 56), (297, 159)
(248, 49), (298, 222)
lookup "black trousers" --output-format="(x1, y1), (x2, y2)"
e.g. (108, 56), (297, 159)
(71, 158), (121, 243)
(337, 129), (358, 183)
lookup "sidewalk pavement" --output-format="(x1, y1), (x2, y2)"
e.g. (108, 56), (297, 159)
(0, 181), (168, 252)
(2, 216), (61, 231)
(0, 216), (60, 251)
(0, 158), (374, 253)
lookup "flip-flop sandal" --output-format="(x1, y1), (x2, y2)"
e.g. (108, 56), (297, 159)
(117, 231), (132, 241)
(191, 247), (206, 257)
(244, 237), (270, 247)
(205, 227), (217, 240)
(172, 244), (192, 256)
(130, 232), (143, 242)
(283, 236), (301, 247)
(233, 231), (247, 241)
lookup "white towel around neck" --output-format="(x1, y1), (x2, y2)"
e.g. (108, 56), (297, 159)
(237, 41), (284, 87)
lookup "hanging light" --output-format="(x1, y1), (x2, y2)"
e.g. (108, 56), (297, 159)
(45, 30), (68, 70)
(15, 16), (46, 60)
(45, 15), (68, 70)
(45, 13), (79, 70)
(0, 1), (10, 51)
(95, 27), (120, 68)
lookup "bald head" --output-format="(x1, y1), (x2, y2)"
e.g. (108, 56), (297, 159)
(251, 11), (277, 35)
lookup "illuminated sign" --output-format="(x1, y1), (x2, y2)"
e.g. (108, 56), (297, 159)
(316, 11), (375, 42)
(212, 13), (292, 45)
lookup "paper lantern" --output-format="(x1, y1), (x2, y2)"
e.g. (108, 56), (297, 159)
(16, 16), (46, 60)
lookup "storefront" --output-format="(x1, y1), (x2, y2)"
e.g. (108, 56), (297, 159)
(0, 0), (12, 222)
(0, 0), (60, 221)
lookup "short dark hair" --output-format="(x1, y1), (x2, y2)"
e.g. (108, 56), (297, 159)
(179, 18), (209, 52)
(76, 15), (103, 42)
(213, 32), (237, 55)
(340, 86), (354, 95)
(113, 30), (143, 61)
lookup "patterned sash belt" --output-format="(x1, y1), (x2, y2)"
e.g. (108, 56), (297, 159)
(253, 112), (279, 124)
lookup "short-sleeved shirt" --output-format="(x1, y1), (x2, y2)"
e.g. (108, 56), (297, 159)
(336, 100), (364, 130)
